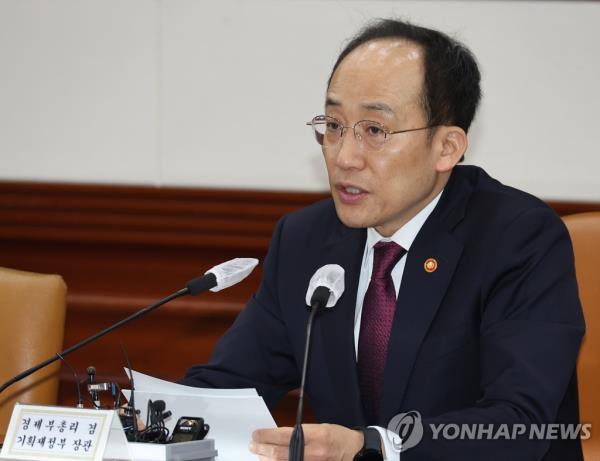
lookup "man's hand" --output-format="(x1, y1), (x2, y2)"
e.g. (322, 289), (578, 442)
(249, 423), (363, 461)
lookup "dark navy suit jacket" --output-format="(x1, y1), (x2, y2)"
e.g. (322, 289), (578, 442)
(182, 165), (585, 460)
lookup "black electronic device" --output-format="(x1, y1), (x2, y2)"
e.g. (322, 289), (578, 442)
(169, 417), (210, 444)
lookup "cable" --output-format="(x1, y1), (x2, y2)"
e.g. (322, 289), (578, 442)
(119, 342), (139, 442)
(56, 352), (83, 408)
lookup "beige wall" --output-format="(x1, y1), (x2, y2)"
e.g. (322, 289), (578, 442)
(0, 0), (598, 201)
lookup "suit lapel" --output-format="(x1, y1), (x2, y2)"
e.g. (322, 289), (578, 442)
(378, 168), (472, 425)
(379, 223), (463, 424)
(314, 224), (366, 426)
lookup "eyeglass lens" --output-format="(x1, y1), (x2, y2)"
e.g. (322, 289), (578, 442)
(311, 117), (388, 150)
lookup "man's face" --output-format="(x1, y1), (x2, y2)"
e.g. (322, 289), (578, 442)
(325, 39), (445, 236)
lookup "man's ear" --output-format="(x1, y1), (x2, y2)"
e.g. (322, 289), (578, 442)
(433, 126), (468, 172)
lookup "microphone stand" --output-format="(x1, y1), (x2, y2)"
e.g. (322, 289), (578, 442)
(289, 287), (328, 461)
(0, 263), (230, 396)
(0, 287), (189, 396)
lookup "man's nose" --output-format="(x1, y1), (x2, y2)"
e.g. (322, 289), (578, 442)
(333, 128), (366, 170)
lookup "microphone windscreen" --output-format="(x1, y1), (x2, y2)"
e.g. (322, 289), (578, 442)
(152, 400), (166, 412)
(86, 367), (96, 384)
(206, 258), (259, 292)
(305, 264), (345, 308)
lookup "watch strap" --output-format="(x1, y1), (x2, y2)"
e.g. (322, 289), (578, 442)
(353, 426), (383, 461)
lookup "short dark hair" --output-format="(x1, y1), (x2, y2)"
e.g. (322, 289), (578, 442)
(328, 19), (482, 133)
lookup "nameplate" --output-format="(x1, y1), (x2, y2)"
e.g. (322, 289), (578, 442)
(0, 403), (130, 461)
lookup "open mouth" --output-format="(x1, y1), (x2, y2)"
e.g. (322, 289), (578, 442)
(336, 183), (368, 204)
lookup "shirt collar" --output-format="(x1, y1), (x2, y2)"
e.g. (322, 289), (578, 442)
(366, 190), (443, 251)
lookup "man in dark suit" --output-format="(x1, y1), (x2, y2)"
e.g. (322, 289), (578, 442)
(181, 19), (584, 461)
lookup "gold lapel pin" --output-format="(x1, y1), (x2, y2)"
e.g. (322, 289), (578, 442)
(424, 258), (438, 273)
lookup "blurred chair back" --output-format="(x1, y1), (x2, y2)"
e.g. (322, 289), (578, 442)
(563, 212), (600, 460)
(0, 267), (67, 441)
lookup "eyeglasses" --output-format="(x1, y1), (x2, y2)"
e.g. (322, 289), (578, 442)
(306, 115), (435, 151)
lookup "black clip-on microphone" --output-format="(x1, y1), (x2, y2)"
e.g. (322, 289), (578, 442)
(0, 258), (259, 398)
(87, 366), (101, 408)
(289, 264), (345, 461)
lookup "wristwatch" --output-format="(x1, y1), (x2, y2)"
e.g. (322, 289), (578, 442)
(353, 427), (384, 461)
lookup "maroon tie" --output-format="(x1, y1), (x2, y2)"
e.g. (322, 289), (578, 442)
(357, 240), (406, 425)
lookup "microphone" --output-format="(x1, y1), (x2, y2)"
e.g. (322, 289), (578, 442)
(0, 258), (259, 397)
(186, 257), (259, 294)
(87, 366), (101, 408)
(151, 400), (172, 423)
(289, 264), (345, 461)
(304, 264), (345, 309)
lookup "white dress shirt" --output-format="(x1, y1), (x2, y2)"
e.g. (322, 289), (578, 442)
(352, 191), (442, 460)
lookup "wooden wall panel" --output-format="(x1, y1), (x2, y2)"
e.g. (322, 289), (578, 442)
(0, 181), (598, 427)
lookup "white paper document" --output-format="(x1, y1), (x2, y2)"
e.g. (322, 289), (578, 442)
(127, 369), (258, 398)
(122, 370), (276, 461)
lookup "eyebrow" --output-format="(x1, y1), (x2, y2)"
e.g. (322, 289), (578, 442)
(325, 97), (340, 107)
(325, 97), (396, 116)
(361, 102), (395, 116)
